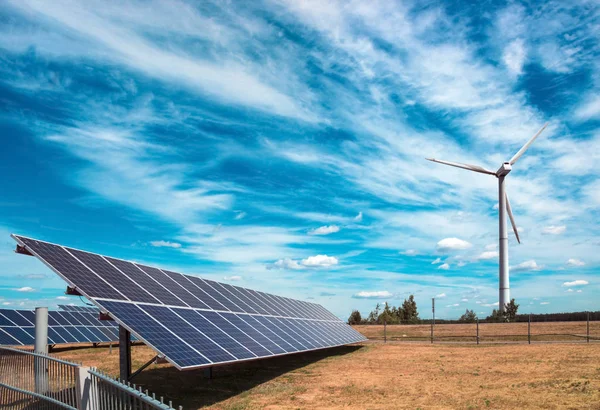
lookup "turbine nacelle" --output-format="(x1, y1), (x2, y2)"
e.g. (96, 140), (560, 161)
(496, 162), (512, 177)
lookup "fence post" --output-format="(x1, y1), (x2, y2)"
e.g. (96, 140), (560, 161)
(34, 307), (49, 394)
(587, 312), (590, 343)
(528, 314), (531, 345)
(77, 366), (93, 410)
(476, 318), (479, 345)
(384, 320), (387, 343)
(431, 298), (435, 344)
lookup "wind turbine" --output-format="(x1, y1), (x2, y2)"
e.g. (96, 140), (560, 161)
(426, 123), (548, 312)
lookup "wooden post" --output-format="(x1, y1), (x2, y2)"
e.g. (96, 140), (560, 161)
(384, 319), (387, 343)
(528, 314), (531, 345)
(476, 318), (479, 345)
(587, 312), (590, 343)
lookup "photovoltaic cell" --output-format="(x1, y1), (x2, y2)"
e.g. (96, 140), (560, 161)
(105, 258), (184, 307)
(17, 237), (125, 300)
(67, 248), (160, 304)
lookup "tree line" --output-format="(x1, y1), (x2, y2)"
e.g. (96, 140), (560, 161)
(347, 295), (420, 325)
(348, 297), (600, 325)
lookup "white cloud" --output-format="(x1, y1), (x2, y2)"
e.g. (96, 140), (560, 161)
(56, 296), (69, 300)
(401, 249), (418, 256)
(566, 289), (573, 292)
(577, 290), (582, 293)
(354, 212), (363, 222)
(562, 280), (588, 287)
(511, 260), (542, 273)
(436, 238), (472, 252)
(267, 258), (302, 270)
(352, 290), (392, 299)
(566, 258), (585, 267)
(2, 302), (11, 306)
(301, 254), (338, 268)
(446, 303), (460, 307)
(150, 240), (182, 249)
(438, 263), (450, 270)
(503, 38), (526, 75)
(483, 302), (499, 307)
(542, 225), (566, 235)
(436, 293), (446, 298)
(461, 298), (468, 302)
(431, 257), (442, 265)
(15, 286), (35, 292)
(485, 244), (497, 251)
(540, 302), (550, 305)
(575, 95), (600, 121)
(309, 225), (340, 235)
(223, 275), (242, 281)
(234, 211), (247, 220)
(477, 251), (498, 260)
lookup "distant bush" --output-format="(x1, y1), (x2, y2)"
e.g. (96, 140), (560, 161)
(348, 310), (363, 325)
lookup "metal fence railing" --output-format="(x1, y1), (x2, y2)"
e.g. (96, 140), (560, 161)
(357, 318), (600, 344)
(88, 368), (179, 410)
(0, 346), (80, 409)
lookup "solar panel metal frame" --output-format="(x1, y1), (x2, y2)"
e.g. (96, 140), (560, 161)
(11, 234), (366, 370)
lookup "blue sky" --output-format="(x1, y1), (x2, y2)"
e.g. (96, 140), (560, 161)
(0, 0), (598, 319)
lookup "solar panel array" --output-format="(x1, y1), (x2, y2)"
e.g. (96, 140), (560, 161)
(12, 234), (366, 370)
(0, 308), (120, 346)
(58, 305), (100, 313)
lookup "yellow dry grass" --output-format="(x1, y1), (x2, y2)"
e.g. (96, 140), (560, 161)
(50, 330), (600, 409)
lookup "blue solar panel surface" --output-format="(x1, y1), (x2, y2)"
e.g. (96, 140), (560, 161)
(0, 307), (121, 346)
(12, 234), (366, 370)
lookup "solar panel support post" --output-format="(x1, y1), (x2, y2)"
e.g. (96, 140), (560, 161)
(34, 307), (49, 394)
(129, 355), (159, 381)
(204, 367), (213, 379)
(119, 325), (132, 382)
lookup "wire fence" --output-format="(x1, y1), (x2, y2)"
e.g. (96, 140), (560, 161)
(88, 368), (179, 410)
(0, 346), (79, 409)
(357, 318), (600, 344)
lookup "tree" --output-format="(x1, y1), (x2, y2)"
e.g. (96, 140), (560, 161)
(486, 309), (504, 323)
(503, 299), (519, 322)
(378, 302), (397, 324)
(367, 303), (380, 324)
(458, 309), (477, 323)
(401, 295), (419, 324)
(347, 310), (362, 325)
(486, 299), (519, 323)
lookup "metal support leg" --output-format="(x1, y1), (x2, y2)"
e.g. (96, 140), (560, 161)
(204, 367), (213, 379)
(119, 326), (132, 383)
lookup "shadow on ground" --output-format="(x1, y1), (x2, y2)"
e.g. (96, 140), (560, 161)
(133, 345), (363, 409)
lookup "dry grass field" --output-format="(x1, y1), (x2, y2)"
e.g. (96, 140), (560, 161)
(356, 321), (600, 342)
(49, 323), (600, 409)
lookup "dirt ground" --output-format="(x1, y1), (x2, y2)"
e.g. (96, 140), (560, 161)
(53, 339), (600, 409)
(356, 321), (600, 342)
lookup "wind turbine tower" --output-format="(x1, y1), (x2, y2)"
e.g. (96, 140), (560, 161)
(426, 123), (548, 312)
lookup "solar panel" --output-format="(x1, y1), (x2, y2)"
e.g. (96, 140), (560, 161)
(0, 308), (121, 347)
(12, 234), (367, 370)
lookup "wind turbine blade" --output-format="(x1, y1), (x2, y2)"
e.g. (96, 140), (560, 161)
(509, 122), (549, 165)
(425, 158), (496, 175)
(505, 192), (521, 244)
